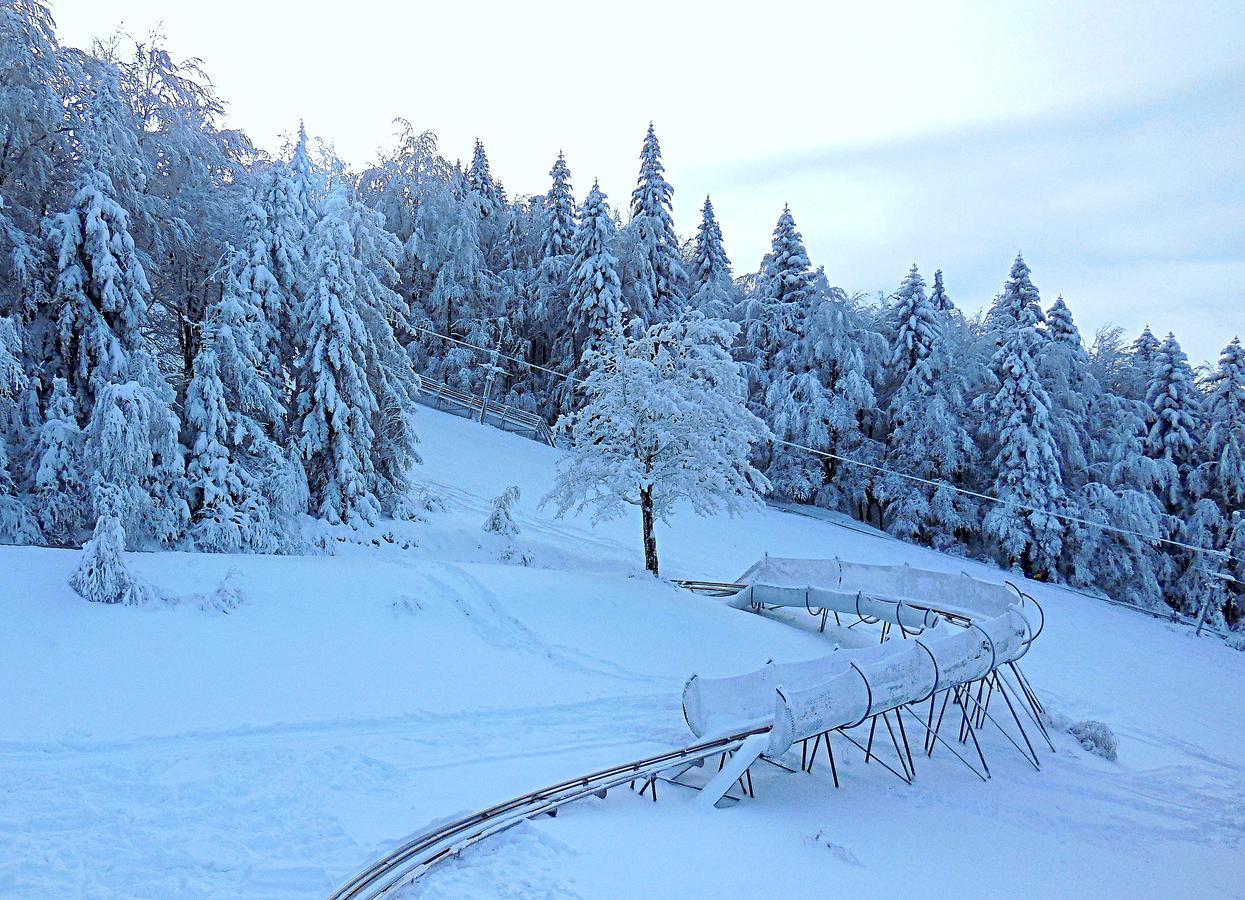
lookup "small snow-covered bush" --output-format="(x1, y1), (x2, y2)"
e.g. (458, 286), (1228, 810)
(483, 485), (521, 536)
(1069, 720), (1118, 761)
(69, 515), (162, 605)
(197, 569), (245, 614)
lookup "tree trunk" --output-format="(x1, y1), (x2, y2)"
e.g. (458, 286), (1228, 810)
(640, 486), (659, 576)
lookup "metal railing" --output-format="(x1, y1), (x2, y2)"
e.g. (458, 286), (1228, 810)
(414, 376), (556, 447)
(327, 727), (767, 899)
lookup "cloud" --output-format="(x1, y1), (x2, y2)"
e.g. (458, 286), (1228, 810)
(696, 70), (1245, 364)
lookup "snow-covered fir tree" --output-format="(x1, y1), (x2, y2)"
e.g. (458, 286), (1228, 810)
(0, 315), (40, 543)
(339, 192), (422, 513)
(292, 191), (383, 526)
(30, 377), (86, 545)
(1145, 331), (1203, 509)
(884, 265), (935, 381)
(185, 330), (273, 553)
(540, 153), (577, 261)
(69, 512), (159, 605)
(530, 152), (578, 392)
(801, 294), (885, 518)
(1173, 499), (1231, 623)
(229, 194), (289, 413)
(1125, 325), (1163, 401)
(928, 268), (954, 314)
(546, 311), (769, 574)
(258, 122), (320, 380)
(483, 485), (521, 536)
(1040, 296), (1093, 485)
(43, 168), (187, 545)
(738, 205), (821, 410)
(688, 195), (736, 318)
(981, 257), (1065, 577)
(562, 181), (624, 389)
(623, 124), (687, 324)
(467, 139), (504, 215)
(43, 169), (155, 415)
(880, 266), (978, 548)
(1197, 337), (1244, 514)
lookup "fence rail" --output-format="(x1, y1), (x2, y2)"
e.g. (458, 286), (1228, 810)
(414, 376), (556, 447)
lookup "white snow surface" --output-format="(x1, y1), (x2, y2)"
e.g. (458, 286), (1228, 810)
(2, 406), (1243, 898)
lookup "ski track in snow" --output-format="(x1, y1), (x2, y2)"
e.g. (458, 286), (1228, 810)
(0, 695), (680, 899)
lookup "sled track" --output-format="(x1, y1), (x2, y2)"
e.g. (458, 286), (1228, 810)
(327, 728), (767, 899)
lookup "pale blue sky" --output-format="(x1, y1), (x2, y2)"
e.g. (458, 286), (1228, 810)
(51, 0), (1244, 363)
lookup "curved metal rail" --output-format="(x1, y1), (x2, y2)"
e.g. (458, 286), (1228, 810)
(328, 727), (768, 900)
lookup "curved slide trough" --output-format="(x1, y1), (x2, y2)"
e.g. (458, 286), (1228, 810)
(683, 558), (1045, 763)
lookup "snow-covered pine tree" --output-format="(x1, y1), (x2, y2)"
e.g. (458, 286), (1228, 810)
(545, 311), (770, 575)
(69, 512), (160, 605)
(1145, 331), (1203, 509)
(1065, 371), (1178, 607)
(184, 229), (313, 554)
(1123, 325), (1162, 402)
(467, 139), (504, 216)
(688, 195), (736, 318)
(885, 265), (935, 382)
(623, 124), (688, 325)
(44, 169), (154, 415)
(804, 294), (886, 519)
(339, 192), (422, 513)
(986, 253), (1046, 339)
(30, 377), (85, 545)
(184, 329), (268, 552)
(562, 181), (624, 390)
(411, 184), (496, 392)
(43, 167), (187, 545)
(531, 152), (578, 388)
(231, 194), (289, 417)
(1063, 480), (1168, 609)
(738, 205), (820, 410)
(928, 268), (954, 314)
(292, 191), (382, 526)
(880, 266), (978, 548)
(1198, 337), (1245, 514)
(763, 366), (836, 503)
(981, 257), (1065, 577)
(258, 122), (320, 382)
(483, 485), (521, 536)
(0, 315), (41, 543)
(83, 379), (187, 545)
(540, 152), (577, 261)
(465, 139), (507, 265)
(1173, 499), (1230, 623)
(1040, 296), (1093, 486)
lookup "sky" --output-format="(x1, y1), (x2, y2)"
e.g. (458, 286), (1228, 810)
(50, 0), (1244, 364)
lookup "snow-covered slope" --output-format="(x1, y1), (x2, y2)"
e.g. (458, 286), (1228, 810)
(2, 406), (1242, 898)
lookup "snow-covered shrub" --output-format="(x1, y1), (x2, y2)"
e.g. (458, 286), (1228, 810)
(1068, 720), (1118, 761)
(69, 515), (161, 605)
(483, 485), (521, 536)
(197, 569), (245, 614)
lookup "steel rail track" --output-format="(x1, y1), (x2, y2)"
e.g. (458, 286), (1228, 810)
(328, 727), (769, 899)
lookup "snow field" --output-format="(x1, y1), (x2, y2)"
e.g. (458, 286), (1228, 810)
(2, 406), (1242, 898)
